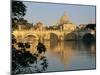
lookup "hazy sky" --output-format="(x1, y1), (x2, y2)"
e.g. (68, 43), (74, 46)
(23, 2), (96, 26)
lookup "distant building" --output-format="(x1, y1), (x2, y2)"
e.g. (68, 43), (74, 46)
(58, 12), (76, 31)
(34, 22), (45, 31)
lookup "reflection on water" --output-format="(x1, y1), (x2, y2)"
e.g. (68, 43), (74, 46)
(16, 38), (96, 72)
(45, 41), (95, 71)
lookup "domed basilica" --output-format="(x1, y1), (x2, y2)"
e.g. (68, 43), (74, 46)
(59, 12), (76, 31)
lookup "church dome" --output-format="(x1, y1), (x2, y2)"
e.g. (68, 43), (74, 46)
(60, 12), (69, 24)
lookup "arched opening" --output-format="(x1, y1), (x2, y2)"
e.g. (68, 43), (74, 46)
(82, 33), (95, 41)
(64, 33), (77, 41)
(82, 33), (96, 53)
(24, 35), (38, 42)
(50, 33), (58, 41)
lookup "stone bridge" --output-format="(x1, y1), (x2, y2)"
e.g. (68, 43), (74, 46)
(12, 29), (95, 42)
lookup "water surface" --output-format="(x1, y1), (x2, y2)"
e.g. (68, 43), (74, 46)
(24, 40), (96, 72)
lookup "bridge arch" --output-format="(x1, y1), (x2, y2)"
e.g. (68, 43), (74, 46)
(50, 32), (59, 41)
(82, 33), (95, 40)
(24, 34), (39, 41)
(64, 32), (77, 40)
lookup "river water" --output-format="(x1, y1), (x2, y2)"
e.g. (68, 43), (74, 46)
(22, 40), (96, 72)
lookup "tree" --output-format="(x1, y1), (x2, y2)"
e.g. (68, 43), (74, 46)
(85, 24), (96, 30)
(12, 1), (26, 19)
(12, 1), (33, 30)
(12, 1), (27, 30)
(18, 18), (27, 25)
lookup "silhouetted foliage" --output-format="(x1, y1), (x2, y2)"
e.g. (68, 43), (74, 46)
(12, 17), (33, 30)
(12, 1), (26, 19)
(85, 24), (96, 30)
(40, 56), (48, 71)
(17, 42), (30, 49)
(12, 35), (48, 74)
(12, 1), (33, 30)
(12, 34), (17, 44)
(17, 18), (33, 29)
(36, 42), (47, 54)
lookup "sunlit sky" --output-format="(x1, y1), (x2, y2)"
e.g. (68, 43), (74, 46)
(23, 1), (96, 26)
